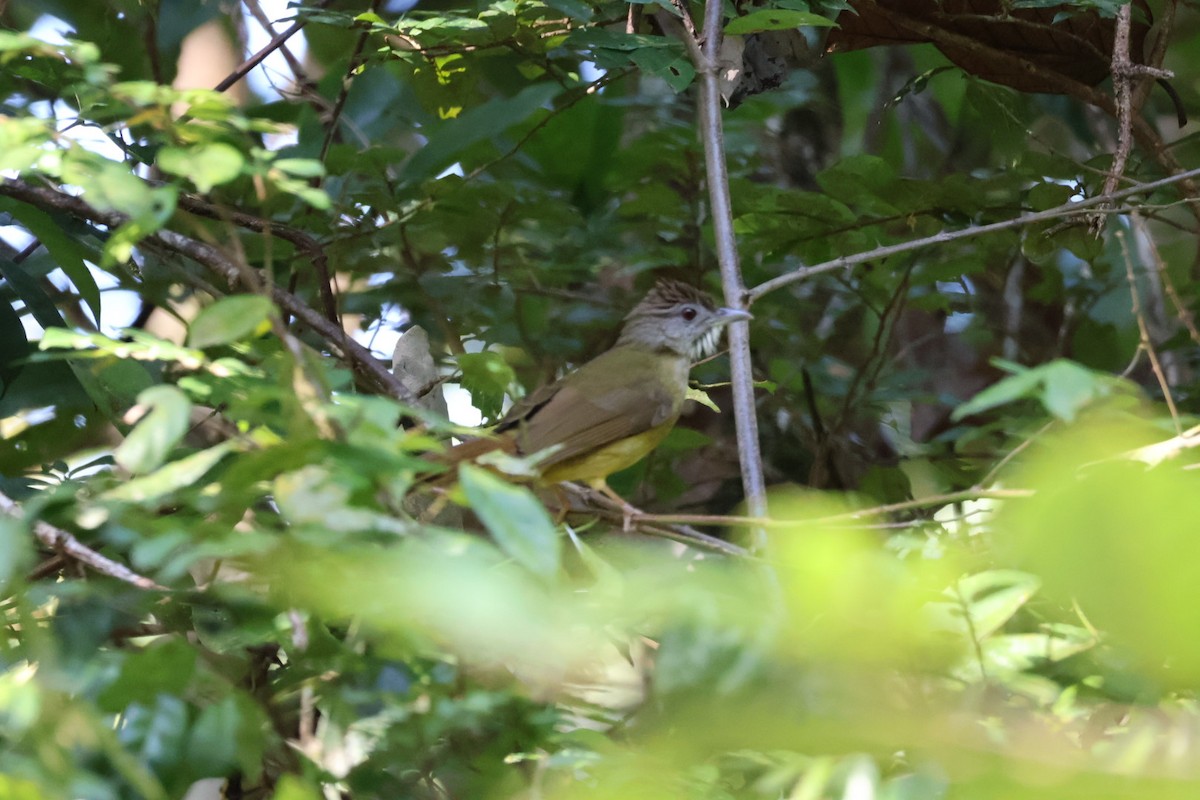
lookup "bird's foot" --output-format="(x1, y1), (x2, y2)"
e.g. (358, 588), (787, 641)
(587, 480), (642, 532)
(616, 498), (640, 532)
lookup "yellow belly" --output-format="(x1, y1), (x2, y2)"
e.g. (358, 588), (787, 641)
(540, 421), (676, 484)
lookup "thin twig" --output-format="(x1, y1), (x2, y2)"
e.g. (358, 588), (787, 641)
(828, 265), (912, 453)
(748, 166), (1200, 302)
(319, 0), (382, 165)
(0, 490), (164, 590)
(631, 488), (1033, 529)
(1123, 423), (1200, 466)
(213, 0), (336, 93)
(1135, 213), (1200, 346)
(668, 0), (700, 41)
(978, 420), (1055, 487)
(953, 580), (989, 681)
(657, 2), (704, 67)
(566, 485), (749, 556)
(1117, 229), (1181, 434)
(1134, 0), (1177, 111)
(242, 0), (315, 90)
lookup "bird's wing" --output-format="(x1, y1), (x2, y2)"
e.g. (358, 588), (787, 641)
(496, 379), (560, 428)
(511, 380), (680, 468)
(495, 350), (683, 469)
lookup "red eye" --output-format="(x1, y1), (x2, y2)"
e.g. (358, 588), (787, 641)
(681, 307), (697, 321)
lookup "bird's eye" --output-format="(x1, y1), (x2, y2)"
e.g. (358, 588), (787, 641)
(681, 306), (698, 321)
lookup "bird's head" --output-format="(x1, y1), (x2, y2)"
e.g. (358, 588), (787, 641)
(617, 279), (753, 360)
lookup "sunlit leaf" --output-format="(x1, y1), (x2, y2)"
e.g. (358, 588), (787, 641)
(187, 294), (274, 349)
(953, 359), (1123, 422)
(114, 385), (192, 474)
(459, 464), (560, 578)
(103, 441), (236, 502)
(457, 350), (517, 420)
(947, 569), (1041, 640)
(157, 142), (245, 192)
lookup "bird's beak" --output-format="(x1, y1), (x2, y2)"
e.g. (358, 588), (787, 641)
(714, 307), (753, 325)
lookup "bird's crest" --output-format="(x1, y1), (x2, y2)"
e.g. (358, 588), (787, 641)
(628, 279), (715, 319)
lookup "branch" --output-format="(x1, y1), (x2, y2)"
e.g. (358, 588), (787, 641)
(0, 490), (164, 590)
(1093, 2), (1169, 234)
(656, 2), (704, 67)
(0, 178), (416, 402)
(748, 166), (1200, 302)
(692, 0), (769, 552)
(173, 193), (339, 325)
(213, 0), (336, 93)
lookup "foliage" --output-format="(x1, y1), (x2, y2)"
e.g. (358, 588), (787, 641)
(2, 0), (1200, 798)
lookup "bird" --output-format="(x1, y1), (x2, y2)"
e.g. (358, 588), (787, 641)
(442, 279), (752, 506)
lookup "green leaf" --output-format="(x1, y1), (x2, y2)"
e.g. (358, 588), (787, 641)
(274, 465), (410, 535)
(0, 257), (68, 331)
(97, 639), (197, 712)
(0, 293), (29, 391)
(120, 695), (189, 771)
(40, 328), (207, 368)
(628, 45), (695, 93)
(542, 0), (594, 19)
(0, 517), (32, 595)
(61, 154), (177, 222)
(272, 157), (325, 178)
(953, 359), (1116, 423)
(130, 529), (191, 571)
(457, 351), (517, 420)
(187, 695), (242, 773)
(0, 116), (55, 172)
(0, 198), (102, 323)
(724, 9), (835, 33)
(187, 295), (274, 349)
(156, 142), (245, 192)
(459, 465), (560, 578)
(403, 82), (562, 181)
(1040, 360), (1107, 421)
(952, 570), (1041, 640)
(980, 629), (1095, 674)
(1027, 181), (1072, 211)
(998, 423), (1200, 686)
(103, 441), (236, 502)
(950, 362), (1041, 420)
(657, 425), (712, 454)
(114, 385), (193, 474)
(272, 776), (324, 800)
(267, 174), (331, 210)
(686, 385), (720, 412)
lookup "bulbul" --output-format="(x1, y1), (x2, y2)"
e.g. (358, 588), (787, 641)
(449, 279), (752, 493)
